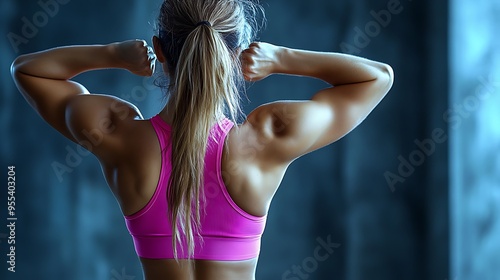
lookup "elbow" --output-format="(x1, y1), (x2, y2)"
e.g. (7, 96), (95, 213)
(10, 58), (19, 77)
(384, 63), (394, 84)
(378, 63), (394, 91)
(10, 55), (27, 78)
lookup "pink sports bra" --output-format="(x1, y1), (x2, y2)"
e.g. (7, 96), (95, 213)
(124, 115), (267, 260)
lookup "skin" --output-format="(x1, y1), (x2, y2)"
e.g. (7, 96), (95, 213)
(11, 35), (393, 279)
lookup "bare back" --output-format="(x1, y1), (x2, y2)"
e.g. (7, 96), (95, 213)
(101, 115), (287, 280)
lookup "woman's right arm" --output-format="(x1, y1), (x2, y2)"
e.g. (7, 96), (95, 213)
(240, 42), (394, 165)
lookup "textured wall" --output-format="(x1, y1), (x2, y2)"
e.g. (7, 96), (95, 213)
(450, 0), (500, 279)
(0, 0), (456, 279)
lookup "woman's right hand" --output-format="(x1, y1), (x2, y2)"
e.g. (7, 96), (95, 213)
(111, 39), (156, 77)
(240, 42), (282, 81)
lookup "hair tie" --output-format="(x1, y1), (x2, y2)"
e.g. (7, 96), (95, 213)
(196, 21), (211, 27)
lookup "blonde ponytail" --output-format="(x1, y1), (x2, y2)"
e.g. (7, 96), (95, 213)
(157, 0), (264, 259)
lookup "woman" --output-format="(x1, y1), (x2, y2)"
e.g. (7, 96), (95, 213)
(11, 0), (393, 279)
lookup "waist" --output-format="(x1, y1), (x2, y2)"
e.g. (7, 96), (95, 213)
(130, 234), (262, 260)
(139, 256), (258, 280)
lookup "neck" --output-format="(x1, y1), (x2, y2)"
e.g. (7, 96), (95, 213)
(159, 97), (176, 124)
(159, 96), (225, 125)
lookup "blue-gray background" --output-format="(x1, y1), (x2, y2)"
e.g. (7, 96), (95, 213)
(1, 0), (499, 279)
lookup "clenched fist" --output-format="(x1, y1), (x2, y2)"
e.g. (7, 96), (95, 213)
(240, 42), (282, 81)
(111, 39), (156, 77)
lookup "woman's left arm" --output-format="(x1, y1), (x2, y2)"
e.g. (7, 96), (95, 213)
(10, 40), (155, 159)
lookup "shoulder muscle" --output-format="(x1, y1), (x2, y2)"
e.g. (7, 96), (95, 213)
(245, 100), (333, 165)
(65, 94), (142, 161)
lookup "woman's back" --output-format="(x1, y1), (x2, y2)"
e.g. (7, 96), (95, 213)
(106, 113), (284, 280)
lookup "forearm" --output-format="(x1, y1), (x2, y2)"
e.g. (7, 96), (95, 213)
(275, 47), (390, 86)
(11, 44), (120, 80)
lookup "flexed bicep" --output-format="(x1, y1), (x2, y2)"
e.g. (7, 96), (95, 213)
(307, 75), (393, 152)
(11, 70), (89, 142)
(11, 42), (153, 162)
